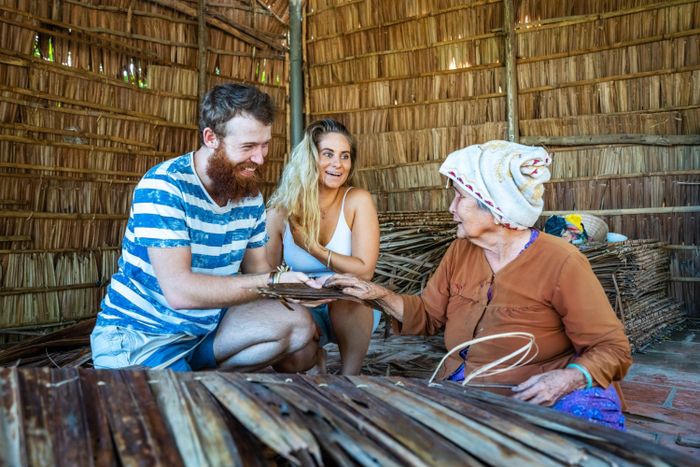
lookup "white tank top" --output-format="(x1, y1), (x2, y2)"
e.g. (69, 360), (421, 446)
(283, 187), (353, 275)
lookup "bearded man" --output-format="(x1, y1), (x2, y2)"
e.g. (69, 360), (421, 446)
(91, 84), (320, 372)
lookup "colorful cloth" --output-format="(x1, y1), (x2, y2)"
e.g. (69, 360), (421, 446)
(545, 215), (589, 245)
(91, 152), (268, 368)
(552, 385), (625, 431)
(439, 141), (551, 230)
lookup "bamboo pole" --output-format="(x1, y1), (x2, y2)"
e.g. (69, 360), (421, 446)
(144, 0), (283, 51)
(542, 206), (700, 216)
(0, 247), (120, 254)
(208, 47), (284, 59)
(63, 0), (196, 23)
(289, 0), (303, 147)
(254, 0), (287, 25)
(198, 0), (208, 121)
(366, 170), (700, 194)
(0, 211), (128, 220)
(503, 0), (518, 142)
(517, 29), (700, 65)
(0, 283), (106, 297)
(520, 64), (700, 94)
(0, 123), (157, 149)
(0, 236), (32, 242)
(520, 135), (700, 147)
(0, 134), (178, 158)
(514, 0), (698, 34)
(313, 92), (505, 115)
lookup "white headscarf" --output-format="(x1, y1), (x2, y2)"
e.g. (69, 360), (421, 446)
(439, 140), (551, 230)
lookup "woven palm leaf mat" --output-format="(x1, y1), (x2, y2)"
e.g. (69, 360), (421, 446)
(0, 368), (694, 466)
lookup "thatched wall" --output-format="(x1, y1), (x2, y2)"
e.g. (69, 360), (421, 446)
(0, 0), (289, 340)
(305, 0), (700, 315)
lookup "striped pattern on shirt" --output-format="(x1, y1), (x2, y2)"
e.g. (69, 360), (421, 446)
(96, 153), (268, 335)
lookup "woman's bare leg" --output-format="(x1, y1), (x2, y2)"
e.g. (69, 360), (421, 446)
(328, 300), (374, 375)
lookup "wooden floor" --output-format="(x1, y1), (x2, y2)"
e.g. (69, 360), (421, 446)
(621, 319), (700, 457)
(327, 319), (700, 458)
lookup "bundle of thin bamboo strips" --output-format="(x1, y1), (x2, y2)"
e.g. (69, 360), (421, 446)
(515, 3), (700, 59)
(547, 145), (700, 179)
(517, 35), (700, 90)
(309, 67), (504, 114)
(520, 108), (700, 137)
(518, 71), (700, 120)
(544, 174), (700, 211)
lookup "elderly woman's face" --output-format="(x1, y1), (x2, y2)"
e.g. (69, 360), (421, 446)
(448, 187), (494, 239)
(316, 132), (352, 189)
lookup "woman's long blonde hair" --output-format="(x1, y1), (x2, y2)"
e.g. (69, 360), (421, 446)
(268, 118), (357, 249)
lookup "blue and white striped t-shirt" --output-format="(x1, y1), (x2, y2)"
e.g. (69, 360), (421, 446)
(96, 152), (268, 336)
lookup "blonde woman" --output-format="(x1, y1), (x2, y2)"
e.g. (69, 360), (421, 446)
(266, 119), (381, 374)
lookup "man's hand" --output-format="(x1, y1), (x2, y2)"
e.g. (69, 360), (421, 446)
(511, 368), (587, 406)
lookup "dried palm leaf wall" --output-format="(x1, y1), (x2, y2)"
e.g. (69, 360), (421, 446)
(305, 0), (700, 315)
(0, 0), (289, 342)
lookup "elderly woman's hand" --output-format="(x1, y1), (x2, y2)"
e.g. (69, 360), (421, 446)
(324, 274), (389, 301)
(511, 368), (586, 406)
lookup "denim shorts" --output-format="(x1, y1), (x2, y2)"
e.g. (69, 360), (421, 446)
(91, 324), (217, 371)
(310, 305), (382, 347)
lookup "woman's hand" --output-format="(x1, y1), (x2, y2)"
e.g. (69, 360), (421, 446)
(511, 368), (587, 406)
(278, 271), (324, 289)
(289, 217), (323, 255)
(324, 274), (389, 301)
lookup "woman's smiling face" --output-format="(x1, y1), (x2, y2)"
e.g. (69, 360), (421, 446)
(316, 132), (352, 189)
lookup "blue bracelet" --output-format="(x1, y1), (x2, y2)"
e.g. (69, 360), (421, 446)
(567, 363), (593, 389)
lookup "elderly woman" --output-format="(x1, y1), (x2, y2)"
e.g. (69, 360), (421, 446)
(327, 141), (632, 430)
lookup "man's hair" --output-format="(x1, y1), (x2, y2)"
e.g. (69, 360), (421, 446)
(199, 83), (276, 137)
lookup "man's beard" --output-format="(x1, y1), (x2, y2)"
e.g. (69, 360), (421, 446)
(206, 145), (263, 204)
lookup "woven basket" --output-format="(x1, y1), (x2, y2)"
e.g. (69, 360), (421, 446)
(579, 213), (609, 243)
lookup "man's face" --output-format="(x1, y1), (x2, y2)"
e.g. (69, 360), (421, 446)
(206, 114), (272, 203)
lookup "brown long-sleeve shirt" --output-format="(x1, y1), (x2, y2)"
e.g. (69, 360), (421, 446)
(396, 233), (632, 390)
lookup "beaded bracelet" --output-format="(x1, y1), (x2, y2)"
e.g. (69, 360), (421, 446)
(567, 363), (593, 389)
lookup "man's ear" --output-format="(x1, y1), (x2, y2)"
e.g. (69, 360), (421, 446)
(202, 127), (219, 149)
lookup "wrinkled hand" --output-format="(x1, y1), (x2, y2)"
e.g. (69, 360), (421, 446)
(278, 271), (323, 289)
(511, 369), (586, 406)
(324, 274), (389, 301)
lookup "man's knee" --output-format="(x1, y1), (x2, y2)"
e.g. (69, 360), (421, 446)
(285, 304), (316, 352)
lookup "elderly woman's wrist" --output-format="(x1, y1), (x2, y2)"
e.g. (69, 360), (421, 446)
(566, 363), (593, 389)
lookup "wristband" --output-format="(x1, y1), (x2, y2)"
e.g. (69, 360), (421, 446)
(567, 363), (593, 389)
(326, 249), (333, 269)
